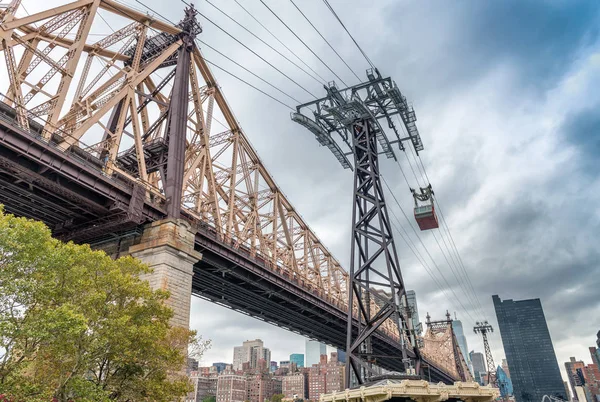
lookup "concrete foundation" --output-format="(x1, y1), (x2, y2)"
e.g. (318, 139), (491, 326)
(128, 219), (202, 328)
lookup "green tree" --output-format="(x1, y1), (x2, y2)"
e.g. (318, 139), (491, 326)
(202, 395), (216, 402)
(271, 393), (285, 402)
(0, 208), (210, 401)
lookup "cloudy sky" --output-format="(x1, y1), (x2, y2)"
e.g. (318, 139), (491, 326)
(179, 0), (600, 379)
(20, 0), (600, 382)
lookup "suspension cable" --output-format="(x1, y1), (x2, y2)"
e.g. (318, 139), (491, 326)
(321, 0), (376, 69)
(197, 39), (302, 105)
(414, 149), (487, 319)
(258, 0), (348, 87)
(288, 0), (360, 82)
(394, 114), (487, 320)
(204, 0), (324, 86)
(232, 0), (328, 85)
(193, 7), (318, 99)
(387, 196), (452, 302)
(204, 58), (295, 111)
(382, 175), (477, 324)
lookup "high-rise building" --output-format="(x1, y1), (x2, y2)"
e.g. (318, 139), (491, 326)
(282, 372), (308, 400)
(497, 365), (513, 399)
(565, 357), (586, 401)
(583, 363), (600, 402)
(566, 355), (600, 402)
(452, 319), (471, 371)
(290, 353), (304, 368)
(307, 352), (345, 401)
(591, 347), (600, 368)
(323, 353), (344, 395)
(406, 290), (422, 335)
(187, 370), (218, 402)
(564, 381), (572, 402)
(501, 359), (511, 379)
(336, 349), (346, 364)
(246, 373), (277, 402)
(493, 295), (566, 402)
(470, 351), (486, 385)
(213, 362), (229, 374)
(217, 374), (247, 402)
(305, 339), (327, 367)
(232, 339), (271, 371)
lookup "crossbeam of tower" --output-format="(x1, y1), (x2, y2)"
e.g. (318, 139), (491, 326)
(292, 69), (426, 386)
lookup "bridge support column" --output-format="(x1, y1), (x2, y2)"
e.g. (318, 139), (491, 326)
(129, 219), (201, 328)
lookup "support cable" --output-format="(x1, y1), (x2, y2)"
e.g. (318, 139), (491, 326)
(191, 5), (318, 99)
(321, 0), (375, 69)
(232, 0), (328, 85)
(415, 150), (488, 320)
(395, 114), (486, 321)
(197, 39), (302, 104)
(288, 0), (361, 82)
(381, 175), (476, 324)
(133, 0), (178, 25)
(406, 146), (483, 320)
(387, 199), (451, 301)
(400, 121), (486, 319)
(203, 58), (295, 111)
(258, 0), (348, 87)
(203, 0), (324, 86)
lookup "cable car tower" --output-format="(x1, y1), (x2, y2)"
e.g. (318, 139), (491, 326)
(474, 321), (498, 388)
(292, 69), (427, 387)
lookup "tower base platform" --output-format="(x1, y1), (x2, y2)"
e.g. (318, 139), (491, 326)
(320, 379), (499, 402)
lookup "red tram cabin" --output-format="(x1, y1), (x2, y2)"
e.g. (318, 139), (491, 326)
(411, 185), (439, 231)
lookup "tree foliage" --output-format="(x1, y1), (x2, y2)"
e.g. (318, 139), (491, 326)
(202, 396), (216, 402)
(271, 394), (285, 402)
(0, 208), (210, 401)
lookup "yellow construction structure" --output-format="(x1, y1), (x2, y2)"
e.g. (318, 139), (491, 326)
(320, 380), (499, 402)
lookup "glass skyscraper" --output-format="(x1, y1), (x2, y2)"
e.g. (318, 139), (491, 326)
(406, 290), (422, 335)
(452, 319), (472, 372)
(470, 351), (486, 385)
(493, 295), (566, 402)
(497, 365), (514, 398)
(305, 339), (327, 367)
(290, 353), (304, 368)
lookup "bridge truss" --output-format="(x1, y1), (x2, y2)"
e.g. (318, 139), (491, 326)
(0, 0), (469, 385)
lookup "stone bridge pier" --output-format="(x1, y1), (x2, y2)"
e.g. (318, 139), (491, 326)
(99, 219), (201, 329)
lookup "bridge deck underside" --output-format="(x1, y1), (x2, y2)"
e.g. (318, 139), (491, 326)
(192, 230), (453, 384)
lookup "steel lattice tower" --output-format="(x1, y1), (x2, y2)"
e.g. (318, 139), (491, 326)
(292, 69), (425, 387)
(474, 321), (498, 387)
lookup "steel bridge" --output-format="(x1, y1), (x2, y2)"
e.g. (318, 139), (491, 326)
(0, 0), (470, 385)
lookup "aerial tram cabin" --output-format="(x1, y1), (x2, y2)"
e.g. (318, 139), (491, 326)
(412, 185), (439, 231)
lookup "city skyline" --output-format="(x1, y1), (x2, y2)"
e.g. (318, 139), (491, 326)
(194, 294), (598, 385)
